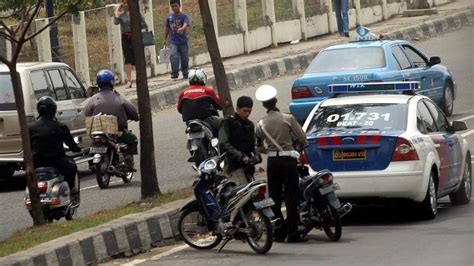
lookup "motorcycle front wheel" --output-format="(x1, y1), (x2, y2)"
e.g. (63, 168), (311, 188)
(322, 205), (342, 241)
(246, 208), (273, 254)
(178, 206), (222, 250)
(95, 154), (111, 189)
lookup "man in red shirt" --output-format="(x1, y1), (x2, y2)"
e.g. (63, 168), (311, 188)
(177, 68), (222, 134)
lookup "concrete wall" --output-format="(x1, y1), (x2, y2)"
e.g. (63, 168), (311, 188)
(275, 19), (302, 43)
(218, 33), (245, 58)
(247, 26), (272, 52)
(305, 14), (329, 38)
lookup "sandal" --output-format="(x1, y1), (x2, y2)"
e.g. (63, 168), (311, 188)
(126, 80), (132, 89)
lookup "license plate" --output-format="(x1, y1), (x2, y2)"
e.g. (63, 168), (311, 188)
(319, 185), (335, 195)
(253, 198), (275, 210)
(333, 149), (366, 161)
(90, 146), (107, 154)
(187, 132), (205, 139)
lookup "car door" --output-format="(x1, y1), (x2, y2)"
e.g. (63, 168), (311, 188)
(61, 67), (91, 149)
(417, 101), (450, 194)
(401, 44), (443, 102)
(45, 68), (77, 132)
(424, 100), (463, 190)
(391, 45), (418, 83)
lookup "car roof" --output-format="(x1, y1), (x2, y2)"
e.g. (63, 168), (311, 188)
(0, 62), (71, 72)
(320, 94), (422, 107)
(323, 40), (406, 51)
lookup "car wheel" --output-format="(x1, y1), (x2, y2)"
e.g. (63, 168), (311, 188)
(0, 165), (15, 179)
(449, 155), (471, 205)
(418, 172), (438, 220)
(441, 82), (454, 117)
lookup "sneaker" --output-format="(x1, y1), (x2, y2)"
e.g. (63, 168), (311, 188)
(344, 32), (350, 37)
(171, 75), (179, 80)
(183, 75), (188, 79)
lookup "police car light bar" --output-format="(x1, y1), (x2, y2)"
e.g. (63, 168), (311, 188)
(328, 81), (420, 94)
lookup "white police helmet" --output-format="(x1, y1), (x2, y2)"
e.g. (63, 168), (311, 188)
(188, 68), (207, 85)
(255, 85), (277, 102)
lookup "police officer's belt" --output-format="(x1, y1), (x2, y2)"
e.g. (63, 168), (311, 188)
(268, 150), (300, 159)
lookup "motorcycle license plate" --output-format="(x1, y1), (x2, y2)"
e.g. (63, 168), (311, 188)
(187, 132), (205, 140)
(90, 146), (107, 154)
(319, 184), (335, 195)
(253, 198), (275, 210)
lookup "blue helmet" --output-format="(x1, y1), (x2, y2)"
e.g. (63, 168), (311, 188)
(96, 69), (114, 87)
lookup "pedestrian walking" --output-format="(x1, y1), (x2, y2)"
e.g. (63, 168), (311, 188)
(255, 85), (308, 243)
(164, 0), (190, 80)
(113, 0), (148, 88)
(219, 96), (258, 186)
(333, 0), (350, 37)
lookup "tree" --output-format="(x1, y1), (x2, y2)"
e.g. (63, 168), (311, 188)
(128, 0), (161, 198)
(198, 0), (234, 116)
(0, 0), (84, 226)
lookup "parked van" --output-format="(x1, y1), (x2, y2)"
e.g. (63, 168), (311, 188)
(0, 63), (91, 178)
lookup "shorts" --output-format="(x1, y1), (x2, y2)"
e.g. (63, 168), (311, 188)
(121, 37), (135, 65)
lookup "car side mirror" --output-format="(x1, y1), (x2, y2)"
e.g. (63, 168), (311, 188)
(448, 121), (467, 133)
(428, 56), (441, 66)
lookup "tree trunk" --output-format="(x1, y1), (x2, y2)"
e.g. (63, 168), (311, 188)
(198, 0), (234, 116)
(128, 0), (161, 198)
(8, 64), (45, 226)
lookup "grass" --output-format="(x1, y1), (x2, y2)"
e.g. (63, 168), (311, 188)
(0, 187), (193, 258)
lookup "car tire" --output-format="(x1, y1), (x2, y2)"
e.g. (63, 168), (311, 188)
(418, 171), (438, 220)
(441, 82), (454, 117)
(449, 155), (471, 205)
(0, 165), (15, 179)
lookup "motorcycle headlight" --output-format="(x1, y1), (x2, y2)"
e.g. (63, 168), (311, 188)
(204, 159), (217, 170)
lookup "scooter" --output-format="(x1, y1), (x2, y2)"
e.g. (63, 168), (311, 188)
(24, 167), (80, 222)
(185, 119), (219, 167)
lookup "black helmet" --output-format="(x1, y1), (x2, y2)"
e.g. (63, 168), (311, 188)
(37, 96), (57, 117)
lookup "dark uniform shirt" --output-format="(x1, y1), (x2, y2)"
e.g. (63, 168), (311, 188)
(29, 116), (80, 164)
(84, 89), (139, 131)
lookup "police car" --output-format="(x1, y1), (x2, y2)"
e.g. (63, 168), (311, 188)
(290, 26), (457, 123)
(300, 82), (471, 219)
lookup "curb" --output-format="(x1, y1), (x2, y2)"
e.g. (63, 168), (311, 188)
(130, 8), (474, 111)
(1, 8), (473, 266)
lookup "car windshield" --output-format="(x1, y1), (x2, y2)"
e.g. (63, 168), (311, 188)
(307, 103), (407, 134)
(0, 73), (16, 111)
(306, 47), (386, 73)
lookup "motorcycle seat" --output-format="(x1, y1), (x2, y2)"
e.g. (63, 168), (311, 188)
(299, 175), (314, 190)
(223, 184), (247, 201)
(35, 167), (59, 181)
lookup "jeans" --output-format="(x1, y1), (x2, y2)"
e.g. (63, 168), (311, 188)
(333, 0), (349, 34)
(170, 43), (189, 78)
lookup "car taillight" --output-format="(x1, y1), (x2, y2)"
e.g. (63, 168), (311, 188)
(38, 182), (48, 193)
(256, 185), (267, 197)
(391, 137), (419, 161)
(299, 150), (309, 165)
(292, 86), (313, 99)
(319, 173), (334, 185)
(94, 138), (102, 144)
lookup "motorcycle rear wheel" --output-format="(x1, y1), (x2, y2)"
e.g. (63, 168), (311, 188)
(246, 208), (273, 254)
(95, 155), (111, 189)
(192, 143), (207, 167)
(178, 207), (222, 250)
(322, 206), (342, 241)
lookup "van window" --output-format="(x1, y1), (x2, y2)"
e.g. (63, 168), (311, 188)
(0, 73), (16, 110)
(47, 69), (68, 101)
(63, 69), (85, 99)
(31, 70), (55, 100)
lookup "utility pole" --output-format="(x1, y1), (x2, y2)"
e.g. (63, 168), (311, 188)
(198, 0), (234, 116)
(46, 0), (60, 62)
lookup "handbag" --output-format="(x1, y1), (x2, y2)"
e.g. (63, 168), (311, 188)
(141, 30), (155, 46)
(158, 46), (171, 64)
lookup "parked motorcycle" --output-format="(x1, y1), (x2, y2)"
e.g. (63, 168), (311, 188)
(24, 167), (80, 222)
(297, 165), (352, 241)
(90, 131), (134, 189)
(178, 154), (277, 254)
(185, 119), (219, 166)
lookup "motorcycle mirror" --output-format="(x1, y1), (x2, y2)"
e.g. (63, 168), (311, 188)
(219, 160), (225, 171)
(211, 138), (219, 148)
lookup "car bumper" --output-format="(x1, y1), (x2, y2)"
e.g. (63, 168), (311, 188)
(308, 161), (427, 202)
(0, 151), (24, 164)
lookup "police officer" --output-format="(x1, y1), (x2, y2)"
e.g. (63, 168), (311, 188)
(255, 85), (308, 243)
(85, 69), (139, 169)
(29, 96), (81, 201)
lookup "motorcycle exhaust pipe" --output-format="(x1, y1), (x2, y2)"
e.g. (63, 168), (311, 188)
(107, 165), (121, 176)
(339, 203), (353, 218)
(271, 218), (283, 229)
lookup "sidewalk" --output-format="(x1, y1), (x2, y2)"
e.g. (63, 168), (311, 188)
(1, 1), (473, 265)
(117, 0), (473, 111)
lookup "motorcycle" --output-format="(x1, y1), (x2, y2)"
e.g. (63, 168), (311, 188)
(90, 131), (134, 189)
(186, 119), (219, 166)
(24, 167), (80, 222)
(178, 154), (277, 254)
(297, 165), (352, 241)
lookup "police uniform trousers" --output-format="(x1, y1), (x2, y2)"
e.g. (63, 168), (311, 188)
(267, 156), (299, 240)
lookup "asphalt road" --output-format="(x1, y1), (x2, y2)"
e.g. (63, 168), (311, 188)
(1, 25), (473, 244)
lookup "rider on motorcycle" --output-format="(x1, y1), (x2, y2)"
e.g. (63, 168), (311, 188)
(29, 96), (81, 200)
(177, 68), (222, 134)
(84, 69), (140, 169)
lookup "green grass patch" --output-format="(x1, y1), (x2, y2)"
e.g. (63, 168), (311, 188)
(0, 187), (193, 258)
